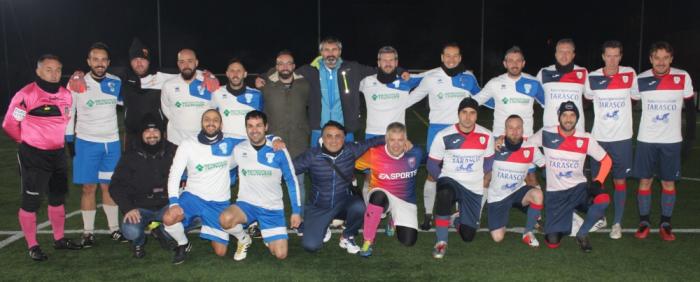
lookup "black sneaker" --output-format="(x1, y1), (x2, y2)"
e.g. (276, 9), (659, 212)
(151, 227), (176, 250)
(133, 245), (146, 258)
(111, 231), (128, 243)
(575, 235), (593, 253)
(28, 246), (48, 261)
(173, 242), (192, 265)
(53, 238), (83, 250)
(81, 233), (95, 248)
(248, 224), (262, 239)
(420, 214), (433, 231)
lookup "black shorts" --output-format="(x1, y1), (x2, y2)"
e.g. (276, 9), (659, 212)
(18, 142), (68, 201)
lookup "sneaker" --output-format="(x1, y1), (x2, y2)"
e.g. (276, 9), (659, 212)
(323, 228), (332, 243)
(432, 241), (447, 259)
(385, 219), (395, 237)
(151, 227), (176, 250)
(339, 236), (360, 254)
(247, 223), (262, 239)
(521, 232), (540, 248)
(570, 213), (584, 237)
(659, 224), (676, 241)
(295, 222), (305, 237)
(132, 244), (146, 258)
(233, 235), (252, 261)
(53, 238), (83, 250)
(172, 242), (191, 265)
(609, 223), (622, 239)
(590, 217), (607, 233)
(635, 223), (650, 239)
(28, 246), (48, 261)
(330, 219), (345, 229)
(111, 230), (129, 243)
(575, 235), (593, 253)
(80, 233), (95, 248)
(359, 240), (373, 258)
(420, 214), (433, 231)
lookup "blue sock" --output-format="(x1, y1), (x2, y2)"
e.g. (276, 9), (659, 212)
(613, 183), (626, 225)
(661, 189), (676, 218)
(637, 190), (651, 223)
(525, 203), (542, 233)
(577, 195), (609, 237)
(435, 215), (450, 243)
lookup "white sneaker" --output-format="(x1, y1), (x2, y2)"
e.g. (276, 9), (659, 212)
(432, 241), (447, 259)
(330, 219), (345, 228)
(521, 232), (540, 248)
(338, 236), (360, 254)
(323, 228), (332, 243)
(570, 213), (584, 237)
(590, 217), (607, 233)
(609, 223), (622, 239)
(233, 235), (252, 261)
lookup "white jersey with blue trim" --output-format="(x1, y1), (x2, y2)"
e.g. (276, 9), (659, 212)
(167, 136), (238, 205)
(212, 86), (263, 139)
(633, 68), (694, 144)
(472, 73), (544, 137)
(65, 73), (122, 143)
(233, 139), (301, 214)
(537, 65), (587, 131)
(360, 74), (422, 135)
(408, 67), (481, 125)
(584, 66), (637, 142)
(488, 140), (544, 203)
(160, 71), (214, 145)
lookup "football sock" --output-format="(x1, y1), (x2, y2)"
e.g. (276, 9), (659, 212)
(577, 194), (609, 237)
(613, 183), (626, 225)
(48, 205), (66, 241)
(103, 204), (120, 232)
(423, 180), (436, 214)
(82, 209), (96, 234)
(525, 203), (542, 233)
(362, 204), (384, 243)
(435, 215), (450, 243)
(637, 189), (651, 223)
(164, 222), (188, 246)
(18, 209), (38, 249)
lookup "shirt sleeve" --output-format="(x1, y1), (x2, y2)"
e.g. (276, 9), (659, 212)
(428, 131), (446, 160)
(2, 91), (26, 143)
(355, 149), (373, 171)
(586, 136), (608, 162)
(471, 80), (493, 108)
(529, 129), (544, 148)
(532, 147), (545, 167)
(167, 142), (189, 206)
(64, 90), (78, 142)
(277, 149), (301, 214)
(684, 71), (695, 99)
(405, 76), (431, 107)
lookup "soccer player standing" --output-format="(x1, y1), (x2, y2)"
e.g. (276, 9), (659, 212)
(632, 41), (695, 241)
(212, 59), (263, 140)
(584, 40), (638, 239)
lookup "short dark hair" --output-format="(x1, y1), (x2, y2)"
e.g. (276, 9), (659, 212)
(601, 40), (623, 54)
(319, 37), (343, 51)
(322, 120), (346, 135)
(201, 109), (222, 122)
(649, 41), (674, 57)
(442, 42), (461, 54)
(226, 58), (245, 70)
(556, 38), (576, 51)
(245, 110), (267, 126)
(504, 46), (524, 60)
(37, 54), (61, 68)
(88, 42), (110, 58)
(277, 49), (294, 59)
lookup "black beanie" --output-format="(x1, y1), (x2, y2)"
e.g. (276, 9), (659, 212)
(557, 101), (579, 121)
(129, 38), (150, 61)
(458, 97), (479, 113)
(140, 113), (163, 134)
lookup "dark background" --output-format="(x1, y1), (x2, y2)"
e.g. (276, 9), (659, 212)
(1, 0), (699, 112)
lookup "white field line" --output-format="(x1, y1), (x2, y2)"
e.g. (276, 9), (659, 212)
(0, 205), (101, 249)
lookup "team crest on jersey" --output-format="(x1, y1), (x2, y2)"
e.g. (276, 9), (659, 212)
(523, 149), (530, 158)
(523, 83), (532, 94)
(479, 136), (486, 144)
(674, 76), (681, 84)
(408, 157), (416, 168)
(393, 80), (401, 88)
(500, 84), (506, 90)
(174, 86), (180, 92)
(265, 152), (275, 164)
(576, 139), (583, 148)
(576, 72), (583, 79)
(107, 81), (116, 93)
(218, 143), (228, 154)
(245, 93), (253, 103)
(197, 85), (205, 95)
(622, 75), (629, 84)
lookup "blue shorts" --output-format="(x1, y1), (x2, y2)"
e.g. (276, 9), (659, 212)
(633, 141), (681, 181)
(236, 201), (288, 243)
(544, 183), (590, 235)
(427, 123), (451, 153)
(179, 192), (230, 244)
(438, 177), (482, 229)
(590, 139), (633, 180)
(73, 138), (121, 184)
(310, 130), (354, 148)
(487, 185), (530, 231)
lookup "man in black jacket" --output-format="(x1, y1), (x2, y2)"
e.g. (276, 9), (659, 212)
(110, 114), (176, 258)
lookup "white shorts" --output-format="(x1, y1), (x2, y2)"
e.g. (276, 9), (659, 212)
(367, 188), (418, 230)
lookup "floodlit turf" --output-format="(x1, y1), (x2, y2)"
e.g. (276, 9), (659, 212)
(1, 104), (700, 280)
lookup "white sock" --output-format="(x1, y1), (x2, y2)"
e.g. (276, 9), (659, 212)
(362, 180), (370, 201)
(82, 210), (96, 233)
(479, 188), (488, 220)
(225, 225), (248, 241)
(164, 222), (189, 246)
(103, 204), (120, 232)
(423, 180), (436, 215)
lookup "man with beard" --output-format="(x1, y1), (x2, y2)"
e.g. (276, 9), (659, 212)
(3, 54), (83, 261)
(160, 49), (216, 146)
(110, 114), (176, 258)
(537, 38), (587, 132)
(212, 58), (263, 140)
(631, 41), (695, 241)
(528, 101), (611, 252)
(407, 42), (482, 231)
(65, 42), (126, 246)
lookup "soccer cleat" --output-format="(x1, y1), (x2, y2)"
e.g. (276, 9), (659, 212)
(247, 223), (262, 239)
(359, 240), (373, 258)
(330, 219), (345, 229)
(609, 223), (622, 239)
(545, 233), (562, 249)
(659, 224), (676, 241)
(635, 223), (650, 239)
(172, 242), (191, 265)
(420, 214), (433, 231)
(53, 238), (83, 250)
(151, 227), (176, 250)
(132, 244), (146, 258)
(80, 233), (95, 248)
(570, 213), (584, 237)
(111, 230), (129, 243)
(521, 232), (540, 248)
(233, 235), (252, 261)
(575, 235), (593, 253)
(28, 246), (48, 261)
(339, 236), (360, 254)
(385, 219), (395, 237)
(432, 241), (447, 259)
(323, 228), (332, 243)
(295, 222), (304, 237)
(590, 217), (607, 233)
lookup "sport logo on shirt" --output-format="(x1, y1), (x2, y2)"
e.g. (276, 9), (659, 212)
(576, 139), (583, 148)
(245, 93), (253, 103)
(12, 107), (26, 121)
(674, 76), (681, 84)
(653, 113), (670, 123)
(218, 143), (228, 154)
(265, 152), (275, 164)
(523, 83), (532, 94)
(523, 150), (530, 158)
(622, 75), (629, 84)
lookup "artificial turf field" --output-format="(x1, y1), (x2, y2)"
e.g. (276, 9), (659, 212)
(0, 101), (699, 281)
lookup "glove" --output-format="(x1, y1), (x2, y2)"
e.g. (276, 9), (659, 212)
(202, 70), (220, 92)
(67, 71), (87, 93)
(66, 142), (75, 158)
(588, 180), (603, 197)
